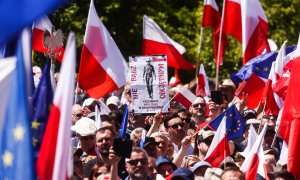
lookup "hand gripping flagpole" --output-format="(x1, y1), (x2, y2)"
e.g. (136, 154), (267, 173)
(215, 0), (226, 90)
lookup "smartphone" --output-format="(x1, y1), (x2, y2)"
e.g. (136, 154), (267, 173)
(113, 138), (133, 158)
(211, 90), (223, 104)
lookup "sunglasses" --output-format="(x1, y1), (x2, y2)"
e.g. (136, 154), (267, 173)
(127, 158), (148, 166)
(193, 103), (206, 108)
(169, 122), (185, 129)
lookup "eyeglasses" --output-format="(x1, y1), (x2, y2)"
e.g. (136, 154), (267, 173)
(127, 158), (148, 166)
(193, 103), (206, 108)
(78, 135), (95, 140)
(169, 122), (185, 129)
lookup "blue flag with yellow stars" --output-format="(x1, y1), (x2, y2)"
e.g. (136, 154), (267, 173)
(31, 59), (53, 157)
(230, 46), (295, 86)
(0, 33), (35, 179)
(209, 105), (245, 140)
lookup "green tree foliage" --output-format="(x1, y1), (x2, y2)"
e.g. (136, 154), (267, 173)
(35, 0), (300, 83)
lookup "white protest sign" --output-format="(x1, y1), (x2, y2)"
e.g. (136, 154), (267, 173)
(129, 55), (169, 113)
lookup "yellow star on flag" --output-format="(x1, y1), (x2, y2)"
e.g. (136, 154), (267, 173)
(2, 151), (14, 167)
(13, 125), (25, 141)
(32, 121), (40, 129)
(264, 67), (269, 71)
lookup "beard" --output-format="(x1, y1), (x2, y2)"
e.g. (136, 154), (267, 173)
(131, 169), (148, 180)
(99, 145), (110, 157)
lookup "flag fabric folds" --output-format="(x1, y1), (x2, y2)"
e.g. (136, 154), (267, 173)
(240, 123), (268, 180)
(209, 105), (245, 140)
(205, 116), (230, 167)
(36, 33), (76, 180)
(0, 31), (35, 179)
(78, 0), (128, 98)
(230, 51), (277, 86)
(0, 57), (16, 134)
(142, 15), (194, 69)
(31, 60), (54, 155)
(120, 104), (129, 138)
(174, 87), (197, 109)
(223, 0), (242, 42)
(196, 64), (210, 97)
(32, 16), (64, 61)
(0, 0), (63, 46)
(202, 0), (228, 66)
(278, 58), (300, 178)
(241, 0), (270, 64)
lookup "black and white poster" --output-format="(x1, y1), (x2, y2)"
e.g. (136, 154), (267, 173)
(129, 55), (169, 113)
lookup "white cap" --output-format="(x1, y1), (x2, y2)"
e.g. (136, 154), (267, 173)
(246, 118), (260, 125)
(106, 96), (120, 107)
(82, 98), (96, 108)
(72, 117), (96, 136)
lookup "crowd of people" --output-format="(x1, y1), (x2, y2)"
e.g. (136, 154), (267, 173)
(31, 64), (296, 180)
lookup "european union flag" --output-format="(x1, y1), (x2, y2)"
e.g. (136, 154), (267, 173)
(31, 59), (53, 156)
(209, 105), (245, 140)
(0, 34), (35, 179)
(231, 46), (296, 86)
(0, 0), (67, 46)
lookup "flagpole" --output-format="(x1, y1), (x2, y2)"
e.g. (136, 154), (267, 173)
(215, 0), (226, 90)
(162, 91), (180, 111)
(195, 27), (204, 79)
(258, 100), (267, 134)
(74, 82), (79, 104)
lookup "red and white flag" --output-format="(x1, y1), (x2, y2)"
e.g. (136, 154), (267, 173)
(205, 116), (230, 167)
(240, 124), (257, 157)
(202, 0), (227, 65)
(36, 33), (76, 180)
(78, 0), (128, 98)
(273, 35), (300, 99)
(278, 58), (300, 178)
(32, 16), (64, 61)
(173, 87), (197, 109)
(223, 0), (242, 42)
(142, 15), (194, 69)
(196, 64), (210, 97)
(240, 123), (268, 180)
(241, 0), (270, 64)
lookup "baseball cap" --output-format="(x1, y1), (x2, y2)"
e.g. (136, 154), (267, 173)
(192, 161), (211, 172)
(246, 118), (260, 125)
(204, 168), (223, 180)
(243, 109), (257, 119)
(197, 130), (215, 142)
(72, 117), (97, 136)
(156, 156), (177, 171)
(143, 137), (159, 148)
(106, 96), (120, 107)
(82, 98), (97, 108)
(222, 79), (235, 88)
(171, 167), (194, 180)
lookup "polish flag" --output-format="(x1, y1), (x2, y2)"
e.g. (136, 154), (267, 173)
(32, 16), (64, 61)
(234, 73), (266, 109)
(169, 69), (181, 87)
(78, 0), (128, 99)
(202, 0), (227, 65)
(240, 123), (268, 180)
(223, 0), (242, 42)
(240, 124), (257, 157)
(241, 0), (270, 64)
(196, 64), (210, 97)
(142, 15), (194, 69)
(173, 87), (197, 109)
(205, 116), (230, 167)
(36, 33), (76, 180)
